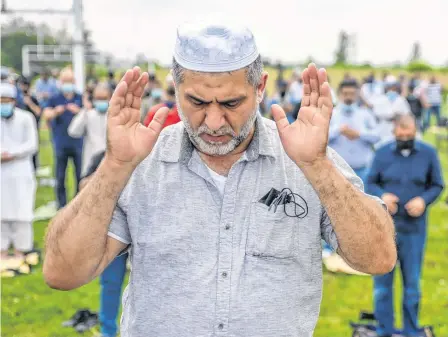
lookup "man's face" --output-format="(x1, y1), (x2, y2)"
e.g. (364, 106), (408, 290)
(93, 87), (110, 101)
(340, 86), (357, 105)
(176, 68), (267, 156)
(60, 72), (75, 85)
(394, 123), (416, 141)
(19, 83), (30, 93)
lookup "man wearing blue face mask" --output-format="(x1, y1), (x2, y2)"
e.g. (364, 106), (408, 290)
(43, 67), (83, 209)
(370, 76), (411, 145)
(1, 83), (38, 260)
(68, 83), (110, 177)
(329, 79), (380, 183)
(143, 74), (180, 128)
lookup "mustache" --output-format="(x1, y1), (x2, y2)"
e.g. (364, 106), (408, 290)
(197, 124), (236, 137)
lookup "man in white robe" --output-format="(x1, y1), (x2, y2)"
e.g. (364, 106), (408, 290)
(370, 76), (411, 146)
(1, 82), (38, 259)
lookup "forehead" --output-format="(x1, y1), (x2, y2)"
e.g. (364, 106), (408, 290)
(60, 71), (74, 81)
(179, 68), (251, 97)
(93, 87), (110, 96)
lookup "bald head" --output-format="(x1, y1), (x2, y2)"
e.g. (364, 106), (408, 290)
(394, 114), (417, 140)
(93, 82), (112, 101)
(59, 68), (74, 84)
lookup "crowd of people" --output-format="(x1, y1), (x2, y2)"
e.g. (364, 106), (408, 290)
(1, 37), (447, 337)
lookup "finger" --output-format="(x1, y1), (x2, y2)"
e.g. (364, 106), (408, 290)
(130, 75), (148, 110)
(318, 82), (333, 121)
(301, 69), (311, 107)
(308, 64), (320, 107)
(147, 107), (170, 135)
(108, 81), (128, 117)
(271, 104), (290, 132)
(125, 67), (142, 107)
(317, 67), (328, 87)
(119, 69), (134, 87)
(131, 73), (149, 110)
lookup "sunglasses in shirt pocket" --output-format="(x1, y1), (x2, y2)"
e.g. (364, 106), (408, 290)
(245, 200), (298, 260)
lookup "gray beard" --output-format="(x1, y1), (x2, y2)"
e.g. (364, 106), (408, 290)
(176, 97), (258, 156)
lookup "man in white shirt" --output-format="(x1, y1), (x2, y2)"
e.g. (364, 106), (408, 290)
(360, 72), (384, 109)
(370, 76), (411, 145)
(423, 75), (443, 131)
(1, 82), (38, 260)
(68, 83), (111, 176)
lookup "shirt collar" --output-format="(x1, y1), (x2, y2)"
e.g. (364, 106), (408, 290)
(158, 114), (276, 163)
(390, 140), (421, 154)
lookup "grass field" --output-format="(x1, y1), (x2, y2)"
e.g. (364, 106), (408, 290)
(1, 97), (447, 337)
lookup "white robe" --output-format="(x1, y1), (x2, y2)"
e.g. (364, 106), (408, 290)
(370, 94), (411, 145)
(1, 108), (38, 222)
(68, 108), (107, 176)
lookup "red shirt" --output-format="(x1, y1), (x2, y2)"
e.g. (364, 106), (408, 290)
(143, 103), (181, 128)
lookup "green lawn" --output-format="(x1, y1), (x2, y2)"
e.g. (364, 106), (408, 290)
(2, 123), (447, 337)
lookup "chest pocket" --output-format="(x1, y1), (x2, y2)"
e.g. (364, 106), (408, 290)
(246, 201), (298, 259)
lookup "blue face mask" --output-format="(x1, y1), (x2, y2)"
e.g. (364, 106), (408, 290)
(339, 102), (355, 114)
(94, 100), (109, 113)
(151, 88), (163, 99)
(61, 83), (75, 94)
(0, 103), (14, 118)
(165, 101), (175, 109)
(386, 91), (399, 102)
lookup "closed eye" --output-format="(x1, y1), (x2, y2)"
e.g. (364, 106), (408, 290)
(223, 101), (240, 109)
(191, 98), (205, 106)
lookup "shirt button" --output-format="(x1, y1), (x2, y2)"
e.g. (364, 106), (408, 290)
(218, 323), (224, 330)
(225, 224), (230, 230)
(222, 271), (227, 278)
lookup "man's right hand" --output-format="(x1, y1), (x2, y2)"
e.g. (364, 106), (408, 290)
(382, 193), (399, 215)
(105, 67), (169, 170)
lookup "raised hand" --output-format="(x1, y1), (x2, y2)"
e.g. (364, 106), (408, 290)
(105, 67), (169, 169)
(271, 63), (333, 167)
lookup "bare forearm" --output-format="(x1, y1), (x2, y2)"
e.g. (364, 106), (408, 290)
(43, 108), (57, 120)
(300, 158), (396, 274)
(43, 158), (133, 288)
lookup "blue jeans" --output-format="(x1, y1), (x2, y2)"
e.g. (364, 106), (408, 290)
(373, 231), (426, 337)
(55, 148), (82, 208)
(100, 253), (128, 337)
(423, 105), (441, 131)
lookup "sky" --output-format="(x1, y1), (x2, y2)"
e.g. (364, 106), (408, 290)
(2, 0), (448, 66)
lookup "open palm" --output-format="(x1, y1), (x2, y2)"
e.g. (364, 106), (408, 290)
(272, 63), (333, 166)
(106, 67), (169, 168)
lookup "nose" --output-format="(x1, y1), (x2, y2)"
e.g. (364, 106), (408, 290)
(204, 105), (226, 132)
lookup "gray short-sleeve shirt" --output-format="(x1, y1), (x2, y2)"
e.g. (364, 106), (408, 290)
(108, 116), (377, 337)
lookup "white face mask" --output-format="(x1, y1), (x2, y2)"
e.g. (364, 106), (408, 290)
(177, 96), (258, 156)
(400, 149), (411, 157)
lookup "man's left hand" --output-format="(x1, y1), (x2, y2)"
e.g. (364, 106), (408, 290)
(271, 63), (333, 167)
(405, 197), (426, 217)
(1, 152), (14, 163)
(66, 103), (81, 114)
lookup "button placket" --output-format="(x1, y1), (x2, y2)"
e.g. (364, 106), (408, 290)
(215, 164), (241, 334)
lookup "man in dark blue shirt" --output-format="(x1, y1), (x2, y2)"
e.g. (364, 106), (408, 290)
(44, 68), (83, 208)
(366, 114), (444, 337)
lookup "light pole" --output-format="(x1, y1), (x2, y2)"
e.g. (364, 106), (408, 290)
(1, 0), (86, 92)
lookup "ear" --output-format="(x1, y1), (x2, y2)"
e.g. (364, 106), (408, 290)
(256, 71), (269, 103)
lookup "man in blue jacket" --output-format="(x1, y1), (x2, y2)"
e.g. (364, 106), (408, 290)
(366, 114), (444, 337)
(44, 68), (83, 208)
